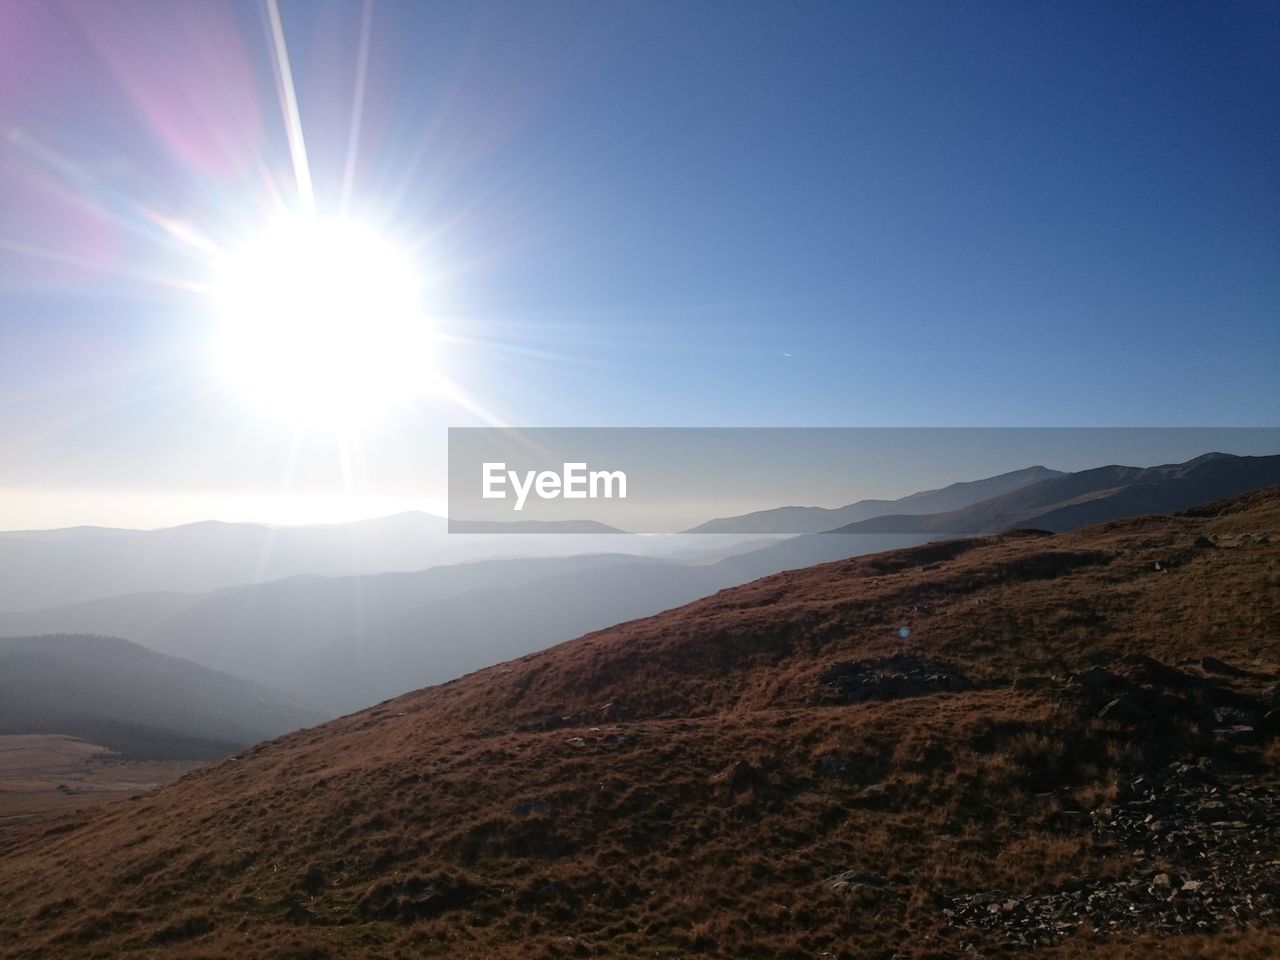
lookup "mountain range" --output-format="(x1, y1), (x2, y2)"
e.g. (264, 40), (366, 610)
(0, 513), (718, 612)
(828, 452), (1280, 534)
(3, 452), (1277, 717)
(685, 464), (1063, 533)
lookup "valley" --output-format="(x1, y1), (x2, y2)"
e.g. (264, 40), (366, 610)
(0, 735), (201, 829)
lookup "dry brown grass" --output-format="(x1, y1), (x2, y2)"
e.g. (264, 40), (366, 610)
(0, 487), (1277, 958)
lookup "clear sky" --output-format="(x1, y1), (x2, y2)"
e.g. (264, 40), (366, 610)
(0, 1), (1277, 528)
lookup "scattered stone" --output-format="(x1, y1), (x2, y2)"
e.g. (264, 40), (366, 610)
(1099, 694), (1147, 724)
(820, 654), (971, 704)
(1115, 653), (1202, 689)
(827, 871), (894, 902)
(946, 650), (1279, 947)
(599, 701), (629, 722)
(1062, 652), (1275, 742)
(1214, 706), (1254, 725)
(946, 759), (1280, 944)
(852, 782), (890, 807)
(1072, 666), (1120, 689)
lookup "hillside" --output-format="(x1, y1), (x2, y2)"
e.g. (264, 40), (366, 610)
(0, 635), (323, 760)
(0, 488), (1276, 958)
(831, 452), (1280, 535)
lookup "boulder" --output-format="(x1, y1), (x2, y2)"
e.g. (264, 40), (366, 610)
(827, 871), (892, 902)
(710, 759), (761, 796)
(1073, 666), (1121, 690)
(1099, 694), (1147, 725)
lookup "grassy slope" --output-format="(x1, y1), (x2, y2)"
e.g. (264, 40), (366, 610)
(0, 487), (1276, 959)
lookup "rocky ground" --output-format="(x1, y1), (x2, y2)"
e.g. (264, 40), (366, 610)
(819, 653), (973, 703)
(940, 651), (1279, 948)
(944, 759), (1279, 947)
(810, 648), (1280, 951)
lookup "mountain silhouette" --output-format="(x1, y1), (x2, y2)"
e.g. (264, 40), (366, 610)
(827, 453), (1280, 534)
(685, 465), (1063, 533)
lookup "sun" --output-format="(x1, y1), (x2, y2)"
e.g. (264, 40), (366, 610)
(210, 215), (432, 428)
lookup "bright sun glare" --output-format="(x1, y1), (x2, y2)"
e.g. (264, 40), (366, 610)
(211, 215), (431, 429)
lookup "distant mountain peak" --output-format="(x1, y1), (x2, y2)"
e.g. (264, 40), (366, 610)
(826, 452), (1280, 536)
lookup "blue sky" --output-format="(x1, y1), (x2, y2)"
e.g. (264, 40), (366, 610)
(0, 1), (1276, 526)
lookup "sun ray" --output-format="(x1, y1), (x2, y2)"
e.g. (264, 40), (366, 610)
(340, 0), (375, 216)
(0, 237), (205, 295)
(432, 376), (510, 430)
(264, 0), (314, 215)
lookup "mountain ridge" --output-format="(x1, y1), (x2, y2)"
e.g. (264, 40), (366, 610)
(684, 464), (1064, 533)
(827, 452), (1280, 535)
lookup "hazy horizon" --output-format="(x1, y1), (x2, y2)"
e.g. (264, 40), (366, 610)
(5, 432), (1279, 532)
